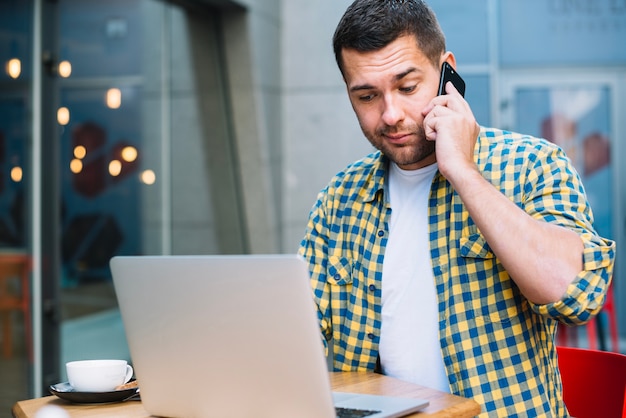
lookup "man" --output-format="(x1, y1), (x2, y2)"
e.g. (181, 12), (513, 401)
(298, 0), (616, 416)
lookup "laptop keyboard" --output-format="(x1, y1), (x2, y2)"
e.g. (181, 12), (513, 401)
(336, 407), (382, 418)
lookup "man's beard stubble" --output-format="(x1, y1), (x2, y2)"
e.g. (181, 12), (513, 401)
(363, 123), (435, 168)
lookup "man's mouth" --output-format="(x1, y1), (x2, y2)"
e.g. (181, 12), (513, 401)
(384, 132), (412, 145)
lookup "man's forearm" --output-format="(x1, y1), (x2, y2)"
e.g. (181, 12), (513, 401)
(450, 169), (584, 305)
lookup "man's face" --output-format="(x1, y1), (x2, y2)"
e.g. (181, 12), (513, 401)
(342, 35), (443, 170)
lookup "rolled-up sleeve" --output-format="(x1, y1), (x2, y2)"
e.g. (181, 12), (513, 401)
(531, 237), (615, 324)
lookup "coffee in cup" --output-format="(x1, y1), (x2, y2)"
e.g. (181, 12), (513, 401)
(66, 359), (133, 392)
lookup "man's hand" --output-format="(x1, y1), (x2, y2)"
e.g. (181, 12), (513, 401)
(422, 81), (480, 187)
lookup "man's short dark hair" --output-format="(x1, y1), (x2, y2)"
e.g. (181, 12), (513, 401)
(333, 0), (446, 76)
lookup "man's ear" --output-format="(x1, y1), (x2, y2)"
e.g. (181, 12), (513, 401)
(440, 51), (457, 70)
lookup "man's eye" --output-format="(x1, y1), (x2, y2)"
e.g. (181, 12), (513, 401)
(359, 94), (375, 102)
(400, 85), (416, 93)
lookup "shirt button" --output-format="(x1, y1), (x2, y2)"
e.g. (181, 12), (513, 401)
(368, 284), (376, 292)
(377, 230), (384, 237)
(367, 333), (375, 340)
(334, 273), (341, 281)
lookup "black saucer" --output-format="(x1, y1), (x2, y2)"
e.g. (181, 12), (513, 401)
(49, 381), (139, 404)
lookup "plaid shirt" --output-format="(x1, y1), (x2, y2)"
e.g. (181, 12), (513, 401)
(299, 127), (615, 417)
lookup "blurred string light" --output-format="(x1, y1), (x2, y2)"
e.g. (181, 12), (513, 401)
(141, 169), (156, 185)
(57, 107), (70, 125)
(74, 145), (86, 159)
(108, 146), (139, 177)
(70, 159), (82, 174)
(11, 166), (23, 182)
(109, 159), (122, 176)
(121, 146), (137, 162)
(106, 88), (121, 109)
(6, 58), (21, 79)
(58, 60), (72, 78)
(71, 145), (86, 173)
(57, 86), (145, 178)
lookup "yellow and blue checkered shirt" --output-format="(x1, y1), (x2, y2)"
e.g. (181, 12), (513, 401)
(299, 127), (615, 417)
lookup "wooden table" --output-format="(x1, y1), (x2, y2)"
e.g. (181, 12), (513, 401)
(13, 372), (480, 417)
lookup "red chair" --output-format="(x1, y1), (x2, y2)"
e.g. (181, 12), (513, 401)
(557, 346), (626, 418)
(0, 253), (32, 361)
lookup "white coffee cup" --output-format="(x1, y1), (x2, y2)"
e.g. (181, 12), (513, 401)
(66, 359), (133, 392)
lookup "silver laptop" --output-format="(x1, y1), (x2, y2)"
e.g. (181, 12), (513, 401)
(110, 254), (428, 418)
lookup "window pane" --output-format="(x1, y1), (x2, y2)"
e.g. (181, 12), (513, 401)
(429, 0), (490, 65)
(0, 0), (34, 409)
(464, 74), (491, 127)
(514, 85), (613, 239)
(59, 0), (143, 78)
(500, 0), (626, 66)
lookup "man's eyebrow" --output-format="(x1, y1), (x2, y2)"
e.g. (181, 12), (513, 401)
(349, 83), (374, 93)
(395, 67), (418, 81)
(349, 67), (419, 93)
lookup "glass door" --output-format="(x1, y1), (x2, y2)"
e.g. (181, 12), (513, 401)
(56, 0), (145, 378)
(505, 82), (614, 238)
(500, 70), (625, 342)
(1, 0), (241, 405)
(0, 0), (35, 408)
(53, 0), (240, 389)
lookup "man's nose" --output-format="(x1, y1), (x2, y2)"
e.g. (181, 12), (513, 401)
(381, 94), (404, 126)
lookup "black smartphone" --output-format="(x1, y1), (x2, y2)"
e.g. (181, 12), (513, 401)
(437, 62), (465, 97)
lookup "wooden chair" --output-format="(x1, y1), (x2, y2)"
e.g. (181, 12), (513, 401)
(557, 346), (626, 418)
(0, 252), (32, 360)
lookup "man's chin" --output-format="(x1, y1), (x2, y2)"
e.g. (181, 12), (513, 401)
(382, 148), (435, 168)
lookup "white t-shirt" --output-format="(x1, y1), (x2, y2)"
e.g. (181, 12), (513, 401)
(379, 162), (449, 393)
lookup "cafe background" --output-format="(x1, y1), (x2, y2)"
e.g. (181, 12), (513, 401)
(0, 0), (624, 408)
